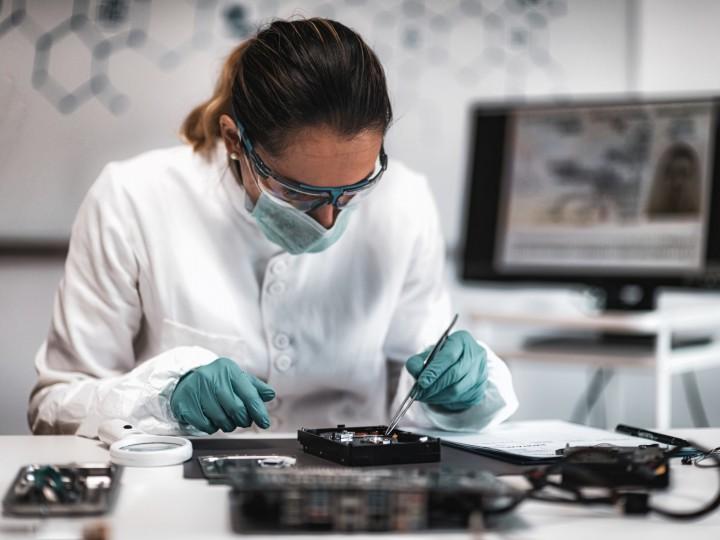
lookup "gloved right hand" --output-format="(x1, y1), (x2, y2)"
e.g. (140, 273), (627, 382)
(170, 357), (276, 434)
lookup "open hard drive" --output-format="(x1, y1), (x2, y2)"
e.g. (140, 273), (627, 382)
(298, 425), (441, 466)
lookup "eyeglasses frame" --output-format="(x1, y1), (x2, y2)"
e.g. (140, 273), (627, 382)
(232, 114), (388, 211)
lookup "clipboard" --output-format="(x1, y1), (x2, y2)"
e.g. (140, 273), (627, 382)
(409, 419), (670, 466)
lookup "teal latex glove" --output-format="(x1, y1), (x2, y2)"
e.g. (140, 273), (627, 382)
(405, 330), (488, 412)
(170, 357), (276, 433)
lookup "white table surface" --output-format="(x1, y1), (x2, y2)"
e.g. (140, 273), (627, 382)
(1, 429), (719, 540)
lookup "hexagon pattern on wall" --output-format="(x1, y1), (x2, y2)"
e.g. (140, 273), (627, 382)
(0, 0), (568, 115)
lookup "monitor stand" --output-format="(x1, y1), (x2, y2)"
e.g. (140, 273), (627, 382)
(588, 283), (658, 312)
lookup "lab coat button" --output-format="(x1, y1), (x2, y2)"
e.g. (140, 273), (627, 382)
(271, 260), (287, 275)
(275, 354), (293, 372)
(273, 333), (290, 350)
(268, 281), (285, 295)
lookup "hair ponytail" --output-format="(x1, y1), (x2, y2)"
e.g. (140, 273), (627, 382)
(180, 41), (250, 158)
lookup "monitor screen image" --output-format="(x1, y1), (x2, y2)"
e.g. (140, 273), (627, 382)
(461, 97), (720, 310)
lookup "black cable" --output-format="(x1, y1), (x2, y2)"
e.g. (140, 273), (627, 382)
(694, 447), (720, 469)
(481, 492), (527, 516)
(525, 455), (617, 506)
(647, 441), (720, 520)
(524, 442), (720, 520)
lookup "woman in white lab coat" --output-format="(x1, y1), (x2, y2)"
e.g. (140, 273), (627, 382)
(29, 18), (518, 437)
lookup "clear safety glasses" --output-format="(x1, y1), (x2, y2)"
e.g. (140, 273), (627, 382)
(234, 117), (388, 213)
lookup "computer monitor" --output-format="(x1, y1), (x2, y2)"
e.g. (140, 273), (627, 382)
(461, 97), (720, 311)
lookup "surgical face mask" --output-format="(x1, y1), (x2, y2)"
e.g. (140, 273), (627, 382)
(249, 191), (355, 255)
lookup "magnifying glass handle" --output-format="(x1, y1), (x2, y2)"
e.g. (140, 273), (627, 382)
(98, 419), (145, 445)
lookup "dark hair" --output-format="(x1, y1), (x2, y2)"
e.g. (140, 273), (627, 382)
(181, 17), (392, 158)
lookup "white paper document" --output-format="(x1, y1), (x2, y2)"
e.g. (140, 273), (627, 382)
(411, 420), (667, 460)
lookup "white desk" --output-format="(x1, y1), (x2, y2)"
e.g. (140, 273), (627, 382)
(1, 429), (719, 539)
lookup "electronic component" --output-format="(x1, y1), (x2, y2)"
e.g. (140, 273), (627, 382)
(2, 463), (122, 516)
(198, 455), (296, 481)
(527, 442), (720, 520)
(297, 425), (441, 466)
(555, 445), (670, 489)
(228, 464), (523, 532)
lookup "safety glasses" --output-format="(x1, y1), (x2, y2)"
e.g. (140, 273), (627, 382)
(234, 116), (388, 213)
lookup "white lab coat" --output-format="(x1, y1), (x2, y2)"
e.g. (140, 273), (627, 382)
(29, 144), (518, 437)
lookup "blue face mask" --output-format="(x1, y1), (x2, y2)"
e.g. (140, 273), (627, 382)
(249, 192), (355, 255)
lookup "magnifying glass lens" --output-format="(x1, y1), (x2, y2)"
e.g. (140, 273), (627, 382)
(120, 442), (184, 452)
(109, 434), (193, 466)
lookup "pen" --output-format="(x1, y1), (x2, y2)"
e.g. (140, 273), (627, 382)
(615, 423), (692, 448)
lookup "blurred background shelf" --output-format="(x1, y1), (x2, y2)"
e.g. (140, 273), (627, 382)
(470, 303), (720, 429)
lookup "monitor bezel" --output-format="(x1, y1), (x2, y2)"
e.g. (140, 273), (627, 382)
(460, 96), (720, 303)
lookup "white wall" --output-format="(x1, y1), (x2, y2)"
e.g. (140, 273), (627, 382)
(0, 0), (631, 244)
(637, 0), (720, 94)
(1, 0), (719, 434)
(0, 259), (64, 434)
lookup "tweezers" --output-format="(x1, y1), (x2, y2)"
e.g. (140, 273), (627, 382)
(384, 313), (459, 437)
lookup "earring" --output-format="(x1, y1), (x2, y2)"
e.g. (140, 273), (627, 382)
(230, 152), (239, 161)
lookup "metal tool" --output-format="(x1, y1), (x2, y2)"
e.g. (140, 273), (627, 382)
(384, 313), (459, 436)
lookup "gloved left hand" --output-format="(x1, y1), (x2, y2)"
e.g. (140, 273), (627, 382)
(170, 357), (275, 434)
(405, 330), (488, 412)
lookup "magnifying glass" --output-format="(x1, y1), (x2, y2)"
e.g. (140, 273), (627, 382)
(98, 420), (193, 467)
